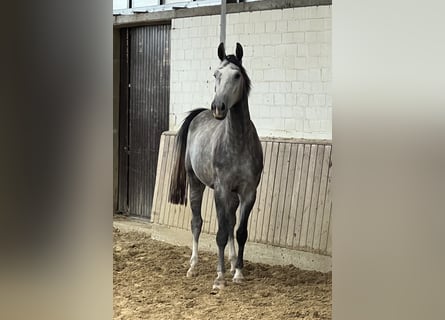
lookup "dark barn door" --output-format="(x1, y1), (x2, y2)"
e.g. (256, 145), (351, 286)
(117, 25), (170, 218)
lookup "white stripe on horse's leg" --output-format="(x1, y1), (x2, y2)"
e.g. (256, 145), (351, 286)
(233, 268), (245, 283)
(190, 239), (198, 267)
(228, 236), (237, 274)
(186, 239), (199, 277)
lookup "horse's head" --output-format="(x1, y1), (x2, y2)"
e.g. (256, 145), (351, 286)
(211, 42), (251, 120)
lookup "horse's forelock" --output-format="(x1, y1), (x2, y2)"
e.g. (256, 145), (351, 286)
(224, 55), (251, 96)
(225, 54), (241, 68)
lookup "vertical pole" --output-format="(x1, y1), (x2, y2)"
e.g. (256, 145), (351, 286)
(220, 0), (227, 44)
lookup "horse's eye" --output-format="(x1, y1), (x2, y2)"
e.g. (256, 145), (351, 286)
(234, 73), (241, 79)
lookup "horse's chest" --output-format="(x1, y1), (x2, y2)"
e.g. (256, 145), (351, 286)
(215, 151), (262, 181)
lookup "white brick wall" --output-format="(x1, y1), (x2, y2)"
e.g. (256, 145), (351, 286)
(170, 6), (332, 140)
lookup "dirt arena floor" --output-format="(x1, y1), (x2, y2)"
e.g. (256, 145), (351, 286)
(114, 227), (331, 320)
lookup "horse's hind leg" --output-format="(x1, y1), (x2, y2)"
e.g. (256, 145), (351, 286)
(186, 172), (205, 278)
(227, 193), (239, 274)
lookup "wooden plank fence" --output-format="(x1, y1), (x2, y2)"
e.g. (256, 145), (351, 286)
(151, 132), (332, 256)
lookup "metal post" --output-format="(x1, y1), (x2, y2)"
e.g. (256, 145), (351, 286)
(220, 0), (227, 44)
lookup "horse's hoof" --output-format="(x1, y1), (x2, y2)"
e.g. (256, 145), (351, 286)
(212, 280), (226, 290)
(230, 268), (236, 275)
(233, 268), (245, 283)
(186, 268), (198, 277)
(233, 277), (244, 284)
(213, 272), (226, 289)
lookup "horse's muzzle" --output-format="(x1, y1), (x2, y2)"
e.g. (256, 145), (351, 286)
(211, 101), (227, 120)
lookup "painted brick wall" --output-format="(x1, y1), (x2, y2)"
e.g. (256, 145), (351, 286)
(170, 5), (331, 139)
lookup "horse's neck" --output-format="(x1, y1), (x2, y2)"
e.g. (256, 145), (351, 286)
(224, 98), (252, 144)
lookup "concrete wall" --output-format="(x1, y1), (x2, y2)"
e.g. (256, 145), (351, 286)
(170, 5), (331, 139)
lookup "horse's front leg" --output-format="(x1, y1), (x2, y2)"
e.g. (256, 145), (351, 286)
(233, 191), (256, 283)
(210, 219), (229, 290)
(213, 227), (228, 290)
(212, 188), (235, 289)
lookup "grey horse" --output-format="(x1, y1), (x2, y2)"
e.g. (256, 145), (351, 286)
(169, 42), (263, 289)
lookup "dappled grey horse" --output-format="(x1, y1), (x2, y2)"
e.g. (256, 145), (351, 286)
(169, 42), (263, 289)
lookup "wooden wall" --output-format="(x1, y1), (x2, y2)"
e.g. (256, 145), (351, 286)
(151, 132), (332, 256)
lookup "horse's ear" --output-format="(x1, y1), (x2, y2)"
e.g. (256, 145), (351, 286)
(235, 42), (243, 63)
(217, 42), (226, 61)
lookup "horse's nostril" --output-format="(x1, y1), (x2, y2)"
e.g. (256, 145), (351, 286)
(221, 103), (226, 111)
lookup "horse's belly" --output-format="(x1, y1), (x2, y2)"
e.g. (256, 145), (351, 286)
(191, 161), (214, 188)
(188, 141), (215, 188)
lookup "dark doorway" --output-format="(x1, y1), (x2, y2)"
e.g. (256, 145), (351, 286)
(117, 24), (171, 218)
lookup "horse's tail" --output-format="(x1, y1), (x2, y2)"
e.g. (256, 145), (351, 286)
(168, 108), (207, 205)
